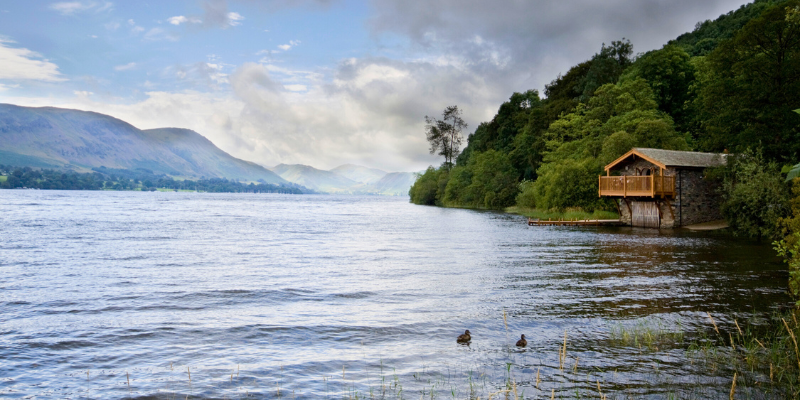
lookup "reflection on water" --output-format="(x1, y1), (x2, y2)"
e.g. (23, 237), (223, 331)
(0, 191), (791, 398)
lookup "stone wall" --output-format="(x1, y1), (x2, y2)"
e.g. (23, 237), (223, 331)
(608, 159), (722, 228)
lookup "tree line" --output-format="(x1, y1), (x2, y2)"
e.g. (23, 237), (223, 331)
(0, 165), (309, 194)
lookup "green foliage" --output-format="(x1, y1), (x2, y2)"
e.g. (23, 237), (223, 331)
(621, 45), (696, 132)
(531, 158), (608, 211)
(670, 0), (789, 56)
(531, 79), (688, 212)
(0, 165), (306, 193)
(696, 0), (800, 162)
(721, 150), (790, 240)
(515, 180), (536, 208)
(444, 150), (518, 209)
(775, 179), (800, 304)
(408, 166), (445, 206)
(575, 39), (634, 101)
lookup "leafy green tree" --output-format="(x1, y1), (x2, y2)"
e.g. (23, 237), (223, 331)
(531, 159), (607, 211)
(533, 79), (688, 211)
(408, 167), (444, 205)
(620, 45), (696, 132)
(575, 39), (634, 101)
(425, 105), (467, 170)
(443, 150), (518, 209)
(721, 149), (790, 240)
(775, 178), (800, 305)
(696, 0), (800, 162)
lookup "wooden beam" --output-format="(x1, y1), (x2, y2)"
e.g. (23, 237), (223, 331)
(604, 148), (668, 172)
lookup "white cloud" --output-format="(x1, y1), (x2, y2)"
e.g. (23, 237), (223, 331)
(104, 21), (120, 30)
(277, 40), (301, 51)
(284, 84), (307, 92)
(227, 12), (244, 26)
(0, 39), (65, 82)
(0, 83), (20, 91)
(168, 15), (201, 25)
(168, 15), (188, 25)
(114, 62), (136, 71)
(49, 1), (112, 15)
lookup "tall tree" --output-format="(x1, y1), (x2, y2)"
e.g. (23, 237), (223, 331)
(697, 0), (800, 162)
(425, 105), (467, 170)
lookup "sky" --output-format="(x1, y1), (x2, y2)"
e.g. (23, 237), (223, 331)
(0, 0), (752, 172)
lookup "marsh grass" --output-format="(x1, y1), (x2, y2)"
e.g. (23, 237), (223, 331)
(608, 317), (685, 351)
(506, 206), (619, 221)
(686, 309), (800, 398)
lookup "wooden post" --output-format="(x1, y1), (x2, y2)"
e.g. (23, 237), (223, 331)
(650, 174), (654, 197)
(598, 175), (601, 197)
(623, 175), (626, 198)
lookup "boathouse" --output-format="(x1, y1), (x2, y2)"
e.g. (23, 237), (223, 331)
(598, 148), (727, 228)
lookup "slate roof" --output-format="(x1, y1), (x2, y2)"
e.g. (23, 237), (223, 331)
(605, 148), (728, 171)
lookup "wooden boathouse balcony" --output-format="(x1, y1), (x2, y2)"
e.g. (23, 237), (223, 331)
(598, 175), (675, 198)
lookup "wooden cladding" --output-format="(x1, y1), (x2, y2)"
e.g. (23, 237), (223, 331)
(598, 175), (675, 198)
(631, 201), (661, 228)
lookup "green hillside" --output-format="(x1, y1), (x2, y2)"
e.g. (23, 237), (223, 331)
(0, 104), (287, 184)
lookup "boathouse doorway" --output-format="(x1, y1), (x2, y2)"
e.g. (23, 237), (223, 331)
(631, 201), (660, 228)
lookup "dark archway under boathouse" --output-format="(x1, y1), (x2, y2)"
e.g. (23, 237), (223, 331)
(598, 148), (728, 228)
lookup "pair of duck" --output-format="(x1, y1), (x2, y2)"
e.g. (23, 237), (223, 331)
(457, 330), (527, 347)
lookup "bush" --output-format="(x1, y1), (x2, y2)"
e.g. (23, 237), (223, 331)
(721, 149), (790, 240)
(775, 178), (800, 305)
(515, 180), (536, 208)
(408, 166), (444, 206)
(532, 158), (610, 212)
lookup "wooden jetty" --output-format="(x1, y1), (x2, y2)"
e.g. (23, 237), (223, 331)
(527, 218), (623, 227)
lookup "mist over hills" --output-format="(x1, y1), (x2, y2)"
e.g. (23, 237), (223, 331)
(330, 164), (387, 184)
(270, 163), (417, 196)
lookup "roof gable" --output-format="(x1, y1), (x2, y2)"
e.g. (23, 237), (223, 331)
(605, 148), (727, 171)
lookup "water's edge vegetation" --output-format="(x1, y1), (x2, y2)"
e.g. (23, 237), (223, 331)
(0, 164), (312, 193)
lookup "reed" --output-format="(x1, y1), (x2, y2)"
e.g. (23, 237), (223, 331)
(707, 312), (720, 335)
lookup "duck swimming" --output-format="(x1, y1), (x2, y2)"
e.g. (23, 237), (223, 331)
(456, 330), (471, 343)
(515, 334), (527, 347)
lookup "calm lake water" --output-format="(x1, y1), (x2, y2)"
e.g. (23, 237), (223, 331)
(0, 191), (791, 399)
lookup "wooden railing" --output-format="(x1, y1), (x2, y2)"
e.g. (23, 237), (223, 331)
(598, 175), (675, 197)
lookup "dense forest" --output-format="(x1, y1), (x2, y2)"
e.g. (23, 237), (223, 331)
(410, 0), (800, 212)
(0, 165), (310, 194)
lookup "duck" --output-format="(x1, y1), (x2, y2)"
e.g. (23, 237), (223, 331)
(456, 330), (471, 343)
(515, 334), (527, 347)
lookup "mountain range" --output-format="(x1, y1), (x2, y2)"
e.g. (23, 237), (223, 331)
(0, 104), (416, 195)
(269, 163), (417, 196)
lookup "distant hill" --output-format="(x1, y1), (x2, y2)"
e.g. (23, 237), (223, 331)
(0, 104), (287, 184)
(330, 164), (387, 184)
(367, 172), (417, 196)
(270, 163), (417, 196)
(271, 164), (359, 192)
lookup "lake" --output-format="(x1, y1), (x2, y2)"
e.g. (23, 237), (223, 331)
(0, 191), (791, 399)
